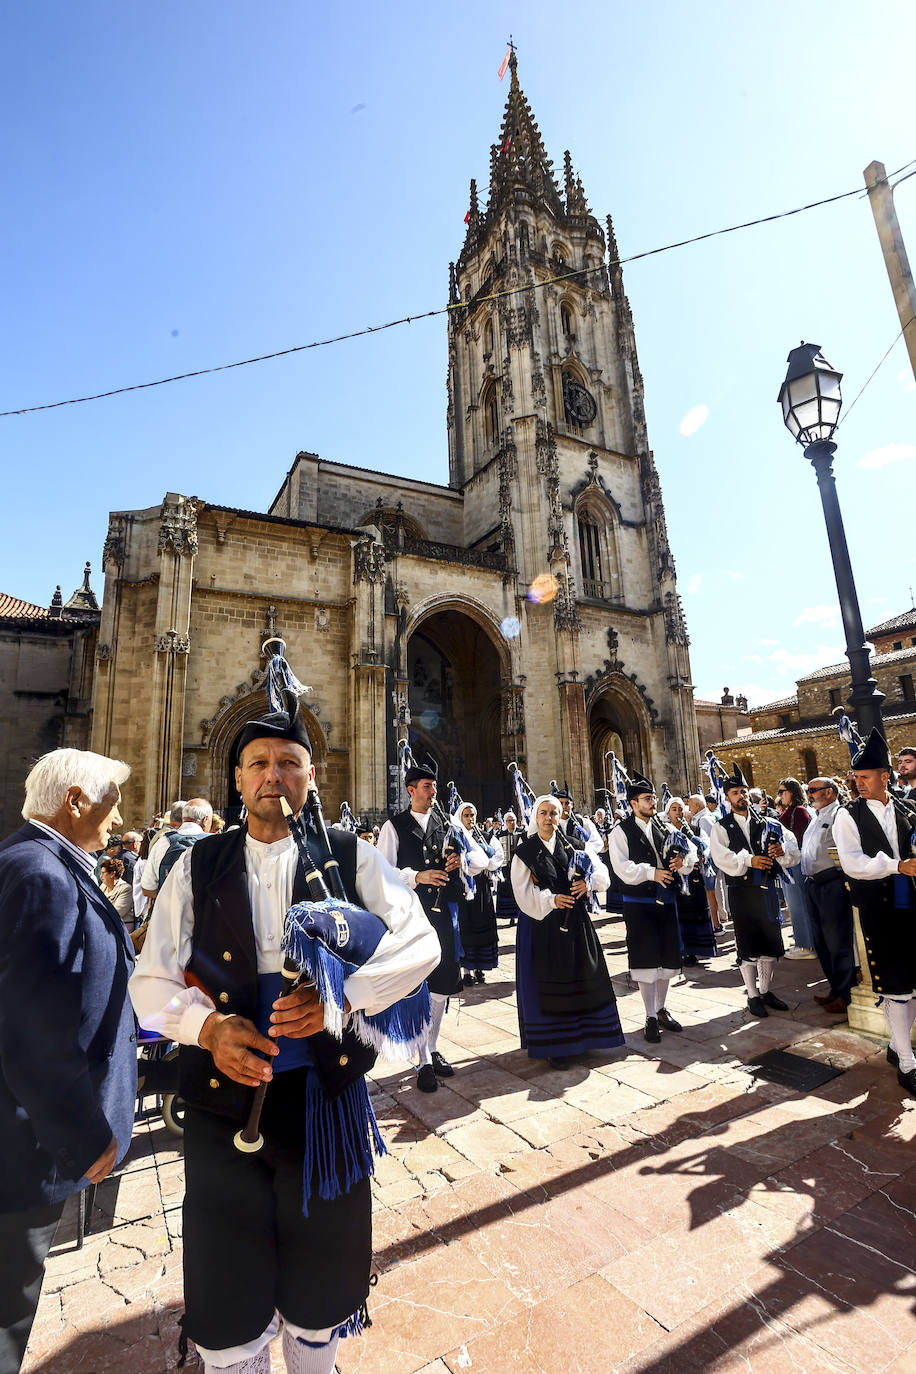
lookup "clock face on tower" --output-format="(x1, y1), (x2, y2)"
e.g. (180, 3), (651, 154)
(563, 378), (597, 426)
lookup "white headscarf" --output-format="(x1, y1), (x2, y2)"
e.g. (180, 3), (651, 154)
(451, 799), (476, 833)
(526, 793), (561, 837)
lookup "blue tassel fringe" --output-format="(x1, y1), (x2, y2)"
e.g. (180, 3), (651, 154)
(301, 1072), (386, 1218)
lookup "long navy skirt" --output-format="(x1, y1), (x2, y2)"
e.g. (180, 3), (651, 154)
(675, 874), (719, 960)
(516, 914), (624, 1059)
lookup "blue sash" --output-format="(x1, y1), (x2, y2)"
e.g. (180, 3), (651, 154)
(255, 972), (314, 1072)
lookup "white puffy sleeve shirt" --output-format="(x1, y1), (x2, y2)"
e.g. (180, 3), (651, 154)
(833, 799), (903, 881)
(511, 833), (609, 923)
(129, 832), (441, 1045)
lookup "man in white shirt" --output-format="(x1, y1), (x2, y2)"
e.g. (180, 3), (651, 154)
(608, 774), (693, 1043)
(140, 800), (185, 900)
(800, 778), (855, 1014)
(377, 762), (459, 1092)
(708, 768), (799, 1017)
(130, 700), (439, 1374)
(833, 728), (916, 1096)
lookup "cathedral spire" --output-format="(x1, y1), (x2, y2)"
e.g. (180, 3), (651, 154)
(486, 52), (563, 220)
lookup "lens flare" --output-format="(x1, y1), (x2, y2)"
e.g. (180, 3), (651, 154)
(500, 616), (521, 639)
(527, 573), (559, 605)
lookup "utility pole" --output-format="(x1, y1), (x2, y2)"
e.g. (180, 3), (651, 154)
(864, 160), (916, 384)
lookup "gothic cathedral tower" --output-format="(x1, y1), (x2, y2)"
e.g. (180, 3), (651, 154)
(447, 52), (701, 798)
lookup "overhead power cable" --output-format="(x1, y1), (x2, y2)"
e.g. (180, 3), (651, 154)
(3, 158), (915, 420)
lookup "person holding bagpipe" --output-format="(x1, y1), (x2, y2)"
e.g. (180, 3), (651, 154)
(129, 644), (439, 1374)
(510, 789), (623, 1069)
(663, 795), (719, 966)
(376, 751), (464, 1093)
(707, 763), (800, 1020)
(607, 773), (695, 1044)
(495, 811), (522, 926)
(833, 726), (916, 1096)
(450, 792), (504, 986)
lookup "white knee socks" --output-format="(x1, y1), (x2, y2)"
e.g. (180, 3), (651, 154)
(739, 960), (759, 998)
(884, 996), (916, 1073)
(757, 956), (777, 996)
(419, 993), (447, 1065)
(655, 978), (670, 1012)
(281, 1326), (340, 1374)
(639, 982), (657, 1018)
(204, 1350), (270, 1374)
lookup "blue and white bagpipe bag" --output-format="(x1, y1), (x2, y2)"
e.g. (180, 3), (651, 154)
(510, 762), (535, 829)
(566, 842), (602, 914)
(661, 822), (693, 897)
(702, 752), (731, 816)
(608, 752), (632, 819)
(282, 893), (432, 1064)
(446, 786), (481, 900)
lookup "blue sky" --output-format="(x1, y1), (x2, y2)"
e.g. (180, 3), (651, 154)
(2, 1), (914, 707)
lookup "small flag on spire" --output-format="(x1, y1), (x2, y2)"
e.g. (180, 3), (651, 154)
(502, 133), (512, 153)
(498, 47), (511, 80)
(464, 210), (470, 224)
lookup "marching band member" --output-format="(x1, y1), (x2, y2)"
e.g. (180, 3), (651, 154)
(377, 760), (462, 1093)
(496, 811), (522, 925)
(708, 766), (799, 1019)
(130, 699), (438, 1374)
(608, 776), (693, 1044)
(664, 796), (718, 966)
(833, 729), (916, 1096)
(452, 802), (503, 986)
(510, 795), (622, 1069)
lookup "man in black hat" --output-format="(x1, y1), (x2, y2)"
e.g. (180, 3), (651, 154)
(130, 696), (439, 1374)
(607, 774), (693, 1043)
(551, 781), (601, 846)
(376, 760), (462, 1092)
(833, 729), (916, 1096)
(708, 767), (800, 1017)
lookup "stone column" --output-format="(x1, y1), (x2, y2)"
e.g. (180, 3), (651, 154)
(350, 534), (390, 822)
(146, 495), (198, 817)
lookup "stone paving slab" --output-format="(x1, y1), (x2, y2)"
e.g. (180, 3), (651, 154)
(22, 914), (916, 1373)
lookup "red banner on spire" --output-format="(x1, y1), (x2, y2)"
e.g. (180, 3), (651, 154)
(498, 47), (511, 80)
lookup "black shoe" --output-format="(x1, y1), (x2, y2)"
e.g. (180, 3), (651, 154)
(657, 1007), (683, 1032)
(547, 1056), (571, 1069)
(474, 970), (485, 985)
(898, 1067), (916, 1097)
(763, 991), (789, 1012)
(748, 996), (768, 1018)
(416, 1064), (439, 1093)
(462, 972), (474, 987)
(682, 953), (699, 966)
(887, 1046), (900, 1068)
(431, 1051), (454, 1078)
(644, 1016), (661, 1044)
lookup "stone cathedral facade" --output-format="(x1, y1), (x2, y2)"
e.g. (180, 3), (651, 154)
(90, 57), (701, 825)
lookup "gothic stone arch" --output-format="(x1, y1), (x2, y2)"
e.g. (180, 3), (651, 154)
(587, 674), (653, 803)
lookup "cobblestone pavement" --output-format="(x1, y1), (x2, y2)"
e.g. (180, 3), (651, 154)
(22, 914), (916, 1374)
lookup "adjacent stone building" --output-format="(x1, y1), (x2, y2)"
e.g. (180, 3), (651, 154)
(709, 608), (916, 790)
(89, 56), (700, 824)
(695, 688), (751, 757)
(0, 570), (100, 837)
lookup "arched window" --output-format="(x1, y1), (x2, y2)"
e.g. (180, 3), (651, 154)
(560, 303), (573, 337)
(483, 318), (494, 357)
(482, 379), (500, 447)
(578, 512), (603, 597)
(552, 242), (568, 266)
(518, 222), (529, 252)
(575, 493), (621, 603)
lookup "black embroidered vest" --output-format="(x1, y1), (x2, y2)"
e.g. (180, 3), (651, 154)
(389, 808), (460, 911)
(179, 823), (375, 1124)
(718, 810), (767, 888)
(617, 814), (668, 898)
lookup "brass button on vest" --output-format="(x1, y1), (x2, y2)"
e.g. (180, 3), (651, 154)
(222, 951), (232, 962)
(339, 1054), (349, 1067)
(219, 991), (230, 1004)
(209, 1077), (220, 1089)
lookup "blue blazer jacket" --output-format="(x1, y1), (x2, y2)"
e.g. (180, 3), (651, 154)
(0, 822), (137, 1211)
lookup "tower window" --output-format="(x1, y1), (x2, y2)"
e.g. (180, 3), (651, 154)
(578, 513), (604, 598)
(560, 304), (573, 337)
(900, 673), (915, 701)
(482, 380), (500, 447)
(483, 318), (494, 356)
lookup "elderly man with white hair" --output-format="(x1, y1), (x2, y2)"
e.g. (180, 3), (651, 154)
(0, 749), (137, 1374)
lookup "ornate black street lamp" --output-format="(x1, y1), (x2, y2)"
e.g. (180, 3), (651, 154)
(777, 342), (885, 736)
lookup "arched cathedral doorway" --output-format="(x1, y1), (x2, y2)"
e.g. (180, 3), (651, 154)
(406, 606), (506, 816)
(588, 683), (648, 806)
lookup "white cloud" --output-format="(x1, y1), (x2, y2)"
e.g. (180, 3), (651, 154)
(759, 638), (781, 646)
(792, 604), (840, 629)
(897, 368), (916, 393)
(687, 573), (703, 595)
(723, 569), (746, 581)
(744, 654), (764, 664)
(768, 644), (844, 677)
(859, 442), (916, 470)
(679, 404), (708, 437)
